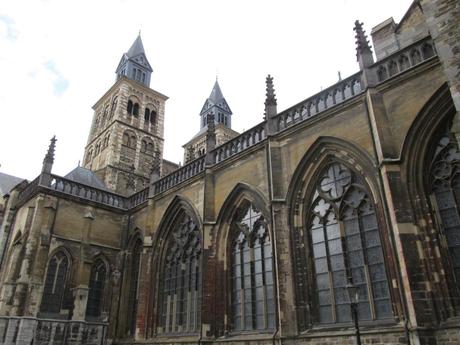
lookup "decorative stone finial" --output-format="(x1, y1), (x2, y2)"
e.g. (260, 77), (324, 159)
(44, 136), (57, 165)
(42, 136), (57, 174)
(265, 75), (277, 109)
(265, 75), (278, 135)
(354, 20), (373, 63)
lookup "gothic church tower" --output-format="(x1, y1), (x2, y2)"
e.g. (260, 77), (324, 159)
(83, 34), (168, 195)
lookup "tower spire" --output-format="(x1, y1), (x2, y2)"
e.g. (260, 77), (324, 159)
(199, 79), (233, 129)
(115, 34), (153, 87)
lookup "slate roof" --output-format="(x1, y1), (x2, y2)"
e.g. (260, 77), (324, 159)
(127, 34), (145, 58)
(209, 80), (224, 103)
(0, 172), (25, 197)
(64, 166), (109, 191)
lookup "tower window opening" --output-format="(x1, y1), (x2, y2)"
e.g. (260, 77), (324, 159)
(145, 108), (151, 122)
(150, 110), (157, 125)
(132, 68), (136, 79)
(127, 100), (133, 115)
(142, 73), (146, 83)
(133, 103), (139, 116)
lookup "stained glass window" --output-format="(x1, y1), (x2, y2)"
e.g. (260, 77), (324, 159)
(159, 213), (201, 334)
(231, 202), (275, 331)
(431, 134), (460, 287)
(308, 163), (392, 324)
(127, 240), (142, 335)
(86, 259), (107, 318)
(40, 251), (70, 314)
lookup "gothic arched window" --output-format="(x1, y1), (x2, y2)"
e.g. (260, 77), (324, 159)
(86, 259), (107, 318)
(305, 163), (392, 324)
(127, 239), (142, 336)
(159, 213), (201, 334)
(40, 251), (70, 314)
(430, 133), (460, 287)
(231, 202), (275, 331)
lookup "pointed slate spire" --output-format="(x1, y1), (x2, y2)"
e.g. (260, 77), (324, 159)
(354, 20), (374, 68)
(199, 79), (233, 129)
(265, 75), (278, 135)
(127, 33), (146, 58)
(209, 80), (224, 103)
(42, 135), (57, 173)
(115, 33), (152, 87)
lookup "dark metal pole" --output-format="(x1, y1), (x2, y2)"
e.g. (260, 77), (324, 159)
(351, 302), (362, 345)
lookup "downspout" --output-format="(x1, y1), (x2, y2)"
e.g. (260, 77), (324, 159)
(363, 96), (411, 344)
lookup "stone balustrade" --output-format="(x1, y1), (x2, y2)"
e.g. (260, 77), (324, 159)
(275, 72), (363, 132)
(212, 122), (266, 163)
(372, 36), (436, 83)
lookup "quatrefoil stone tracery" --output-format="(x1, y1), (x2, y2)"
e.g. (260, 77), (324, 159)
(319, 164), (351, 200)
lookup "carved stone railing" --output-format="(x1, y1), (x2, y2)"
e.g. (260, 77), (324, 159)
(212, 122), (267, 163)
(46, 174), (126, 208)
(274, 72), (363, 132)
(126, 186), (149, 208)
(15, 176), (39, 206)
(0, 317), (107, 345)
(372, 36), (436, 83)
(152, 156), (206, 194)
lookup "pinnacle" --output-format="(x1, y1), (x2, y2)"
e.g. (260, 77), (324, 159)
(353, 20), (372, 59)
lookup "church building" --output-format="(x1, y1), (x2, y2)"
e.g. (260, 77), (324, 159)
(1, 1), (460, 344)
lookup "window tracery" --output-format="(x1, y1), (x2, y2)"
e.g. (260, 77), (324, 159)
(430, 132), (460, 287)
(159, 213), (201, 334)
(299, 163), (392, 325)
(86, 259), (107, 318)
(231, 202), (275, 331)
(40, 251), (70, 314)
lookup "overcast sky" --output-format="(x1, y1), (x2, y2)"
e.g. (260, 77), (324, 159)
(0, 0), (413, 180)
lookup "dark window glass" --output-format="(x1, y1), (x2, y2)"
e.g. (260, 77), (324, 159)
(144, 108), (150, 122)
(40, 252), (70, 314)
(127, 240), (142, 336)
(308, 163), (392, 324)
(86, 259), (106, 318)
(127, 100), (133, 115)
(133, 103), (139, 116)
(431, 134), (460, 289)
(231, 202), (275, 331)
(159, 213), (201, 334)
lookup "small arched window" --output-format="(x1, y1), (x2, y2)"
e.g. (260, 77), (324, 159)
(141, 139), (147, 153)
(150, 110), (157, 125)
(86, 259), (107, 318)
(130, 134), (137, 149)
(123, 132), (130, 147)
(147, 142), (154, 154)
(306, 163), (392, 324)
(111, 96), (118, 117)
(144, 108), (150, 122)
(133, 103), (139, 117)
(231, 202), (275, 331)
(388, 60), (398, 77)
(127, 100), (133, 115)
(86, 149), (93, 164)
(40, 251), (70, 314)
(422, 43), (435, 59)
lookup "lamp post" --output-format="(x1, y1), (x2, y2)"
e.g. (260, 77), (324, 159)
(347, 282), (362, 345)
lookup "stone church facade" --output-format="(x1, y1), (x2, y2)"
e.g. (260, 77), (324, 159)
(1, 1), (460, 344)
